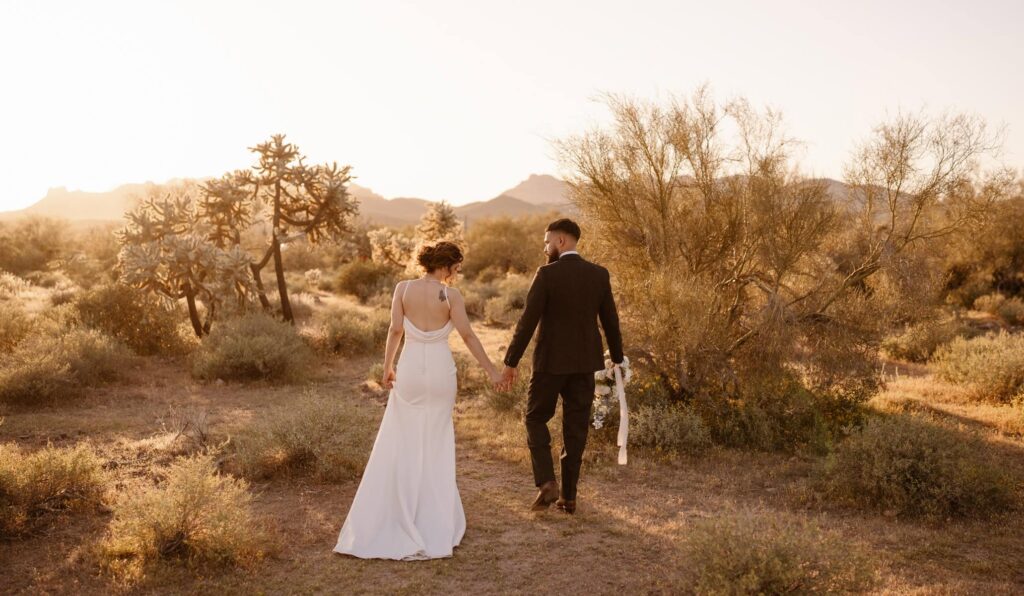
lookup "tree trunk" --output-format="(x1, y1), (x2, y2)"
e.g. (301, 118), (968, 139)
(250, 262), (272, 310)
(183, 284), (204, 337)
(272, 237), (294, 323)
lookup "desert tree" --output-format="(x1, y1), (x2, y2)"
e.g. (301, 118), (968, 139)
(117, 183), (255, 337)
(206, 135), (360, 322)
(556, 86), (1010, 444)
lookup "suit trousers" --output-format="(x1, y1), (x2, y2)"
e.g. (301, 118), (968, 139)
(525, 371), (595, 501)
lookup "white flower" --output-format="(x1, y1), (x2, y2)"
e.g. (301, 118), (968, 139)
(595, 370), (606, 381)
(595, 384), (612, 396)
(623, 368), (633, 383)
(604, 358), (613, 369)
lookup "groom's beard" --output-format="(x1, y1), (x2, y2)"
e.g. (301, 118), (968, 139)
(546, 249), (559, 264)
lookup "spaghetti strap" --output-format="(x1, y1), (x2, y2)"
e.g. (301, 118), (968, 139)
(443, 285), (451, 310)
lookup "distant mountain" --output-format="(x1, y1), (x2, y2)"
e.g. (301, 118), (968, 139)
(500, 174), (570, 206)
(0, 183), (157, 222)
(454, 195), (554, 222)
(0, 177), (567, 227)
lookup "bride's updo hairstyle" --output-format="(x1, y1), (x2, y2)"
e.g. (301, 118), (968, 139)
(417, 241), (464, 274)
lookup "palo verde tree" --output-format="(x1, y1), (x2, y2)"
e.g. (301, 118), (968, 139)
(117, 183), (256, 337)
(556, 86), (1011, 444)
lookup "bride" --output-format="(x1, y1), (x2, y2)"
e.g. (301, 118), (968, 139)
(334, 241), (502, 560)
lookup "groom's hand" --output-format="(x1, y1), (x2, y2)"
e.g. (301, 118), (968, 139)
(499, 366), (518, 392)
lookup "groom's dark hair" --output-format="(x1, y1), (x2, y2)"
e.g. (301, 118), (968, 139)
(546, 218), (581, 241)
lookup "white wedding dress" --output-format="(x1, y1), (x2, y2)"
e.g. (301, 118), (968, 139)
(334, 286), (466, 560)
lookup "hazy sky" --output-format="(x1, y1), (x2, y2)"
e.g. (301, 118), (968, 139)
(1, 0), (1021, 210)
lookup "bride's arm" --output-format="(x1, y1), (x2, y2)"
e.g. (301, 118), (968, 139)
(382, 281), (406, 388)
(448, 288), (501, 384)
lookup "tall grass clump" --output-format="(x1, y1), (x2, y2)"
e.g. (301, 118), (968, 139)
(685, 509), (876, 595)
(0, 442), (107, 538)
(629, 402), (711, 455)
(821, 415), (1015, 518)
(231, 388), (377, 482)
(191, 312), (313, 382)
(931, 332), (1024, 402)
(100, 455), (270, 582)
(0, 300), (34, 353)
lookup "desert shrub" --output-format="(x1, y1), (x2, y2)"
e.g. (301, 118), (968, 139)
(822, 415), (1015, 518)
(231, 389), (377, 482)
(366, 361), (385, 384)
(0, 270), (30, 299)
(685, 509), (876, 595)
(881, 318), (978, 362)
(997, 296), (1024, 325)
(629, 402), (711, 455)
(24, 269), (73, 289)
(943, 195), (1024, 308)
(75, 282), (186, 355)
(697, 376), (834, 454)
(0, 442), (107, 538)
(461, 214), (550, 278)
(307, 304), (390, 357)
(0, 327), (133, 406)
(333, 259), (398, 303)
(0, 301), (34, 353)
(931, 332), (1024, 402)
(49, 285), (77, 306)
(100, 455), (269, 580)
(973, 292), (1006, 314)
(0, 217), (71, 275)
(191, 313), (313, 382)
(459, 278), (500, 319)
(483, 274), (531, 326)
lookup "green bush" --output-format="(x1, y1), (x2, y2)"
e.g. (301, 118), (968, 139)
(191, 313), (313, 382)
(630, 402), (711, 455)
(822, 415), (1015, 518)
(307, 304), (390, 357)
(0, 327), (134, 406)
(931, 332), (1024, 402)
(333, 260), (398, 304)
(100, 455), (269, 581)
(75, 283), (185, 355)
(685, 509), (876, 595)
(881, 318), (978, 362)
(0, 442), (107, 538)
(231, 389), (377, 482)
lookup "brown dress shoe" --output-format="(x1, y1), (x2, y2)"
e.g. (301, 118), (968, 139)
(555, 498), (576, 514)
(531, 480), (559, 511)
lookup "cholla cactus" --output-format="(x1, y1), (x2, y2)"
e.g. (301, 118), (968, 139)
(117, 184), (256, 337)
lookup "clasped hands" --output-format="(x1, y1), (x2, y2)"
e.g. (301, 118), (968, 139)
(493, 366), (517, 392)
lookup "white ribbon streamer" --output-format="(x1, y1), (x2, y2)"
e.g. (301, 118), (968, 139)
(613, 365), (628, 465)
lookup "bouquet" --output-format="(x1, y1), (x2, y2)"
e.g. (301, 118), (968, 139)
(593, 351), (631, 464)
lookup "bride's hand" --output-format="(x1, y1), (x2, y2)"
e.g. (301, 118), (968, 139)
(488, 369), (503, 386)
(383, 367), (396, 389)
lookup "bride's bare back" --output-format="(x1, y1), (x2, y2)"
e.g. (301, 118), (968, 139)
(400, 279), (451, 332)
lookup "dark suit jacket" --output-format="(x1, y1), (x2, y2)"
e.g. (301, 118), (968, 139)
(503, 253), (624, 374)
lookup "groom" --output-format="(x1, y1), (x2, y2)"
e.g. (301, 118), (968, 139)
(498, 218), (623, 514)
